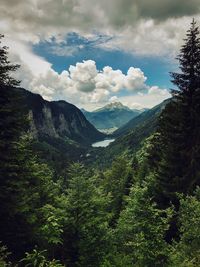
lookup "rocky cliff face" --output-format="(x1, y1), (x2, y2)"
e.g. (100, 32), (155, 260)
(17, 88), (105, 145)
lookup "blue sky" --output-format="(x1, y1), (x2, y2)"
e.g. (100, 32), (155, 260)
(1, 0), (198, 110)
(33, 34), (175, 89)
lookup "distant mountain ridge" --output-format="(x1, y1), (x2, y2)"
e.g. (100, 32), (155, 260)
(82, 102), (143, 131)
(95, 102), (131, 112)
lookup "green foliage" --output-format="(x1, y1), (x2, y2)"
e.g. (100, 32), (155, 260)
(136, 133), (161, 166)
(38, 204), (64, 247)
(0, 242), (11, 267)
(100, 253), (133, 267)
(63, 163), (111, 267)
(103, 157), (133, 223)
(20, 249), (64, 267)
(0, 37), (32, 258)
(114, 100), (168, 138)
(30, 138), (86, 177)
(170, 188), (200, 266)
(0, 34), (20, 87)
(155, 20), (200, 208)
(20, 249), (46, 267)
(0, 133), (66, 259)
(19, 153), (67, 256)
(135, 133), (161, 182)
(116, 184), (173, 267)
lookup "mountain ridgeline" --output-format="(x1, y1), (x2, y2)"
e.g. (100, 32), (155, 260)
(113, 98), (170, 137)
(82, 102), (142, 132)
(5, 87), (106, 172)
(17, 87), (105, 145)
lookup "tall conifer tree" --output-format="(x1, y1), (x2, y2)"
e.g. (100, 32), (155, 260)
(156, 19), (200, 207)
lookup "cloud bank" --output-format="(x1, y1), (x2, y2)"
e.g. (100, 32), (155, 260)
(1, 0), (192, 109)
(12, 53), (170, 110)
(1, 0), (200, 33)
(0, 0), (199, 57)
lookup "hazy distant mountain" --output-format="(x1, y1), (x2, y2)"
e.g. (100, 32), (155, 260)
(82, 102), (143, 131)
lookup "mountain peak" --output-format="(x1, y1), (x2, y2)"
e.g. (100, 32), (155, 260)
(107, 102), (124, 108)
(95, 102), (130, 112)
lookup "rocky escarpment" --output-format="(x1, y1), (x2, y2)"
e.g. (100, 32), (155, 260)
(17, 88), (105, 145)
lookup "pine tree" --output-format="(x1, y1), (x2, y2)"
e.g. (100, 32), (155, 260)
(115, 184), (173, 267)
(103, 157), (132, 225)
(0, 34), (28, 257)
(62, 163), (111, 267)
(0, 34), (20, 87)
(155, 19), (200, 208)
(170, 188), (200, 266)
(0, 34), (53, 259)
(171, 19), (200, 185)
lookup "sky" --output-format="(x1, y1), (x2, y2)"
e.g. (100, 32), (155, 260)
(0, 0), (200, 110)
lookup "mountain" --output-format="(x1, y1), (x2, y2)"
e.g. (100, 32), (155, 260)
(82, 102), (142, 132)
(17, 88), (105, 145)
(12, 88), (106, 172)
(113, 99), (170, 137)
(87, 99), (171, 168)
(95, 102), (131, 112)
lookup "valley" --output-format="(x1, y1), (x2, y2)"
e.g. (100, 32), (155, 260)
(1, 11), (200, 267)
(12, 87), (167, 171)
(82, 102), (142, 133)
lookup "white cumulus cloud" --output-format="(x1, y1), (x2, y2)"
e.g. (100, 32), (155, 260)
(8, 44), (171, 110)
(69, 60), (98, 92)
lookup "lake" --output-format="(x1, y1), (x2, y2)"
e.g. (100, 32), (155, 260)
(92, 139), (115, 147)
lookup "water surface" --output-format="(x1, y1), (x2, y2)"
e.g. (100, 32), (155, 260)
(92, 139), (115, 147)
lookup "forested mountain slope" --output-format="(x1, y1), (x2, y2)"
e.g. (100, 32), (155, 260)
(113, 98), (170, 137)
(88, 99), (171, 168)
(13, 87), (106, 172)
(17, 87), (105, 145)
